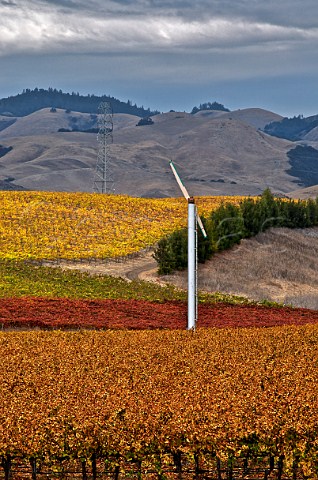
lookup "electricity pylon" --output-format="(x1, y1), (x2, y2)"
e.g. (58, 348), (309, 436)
(93, 102), (114, 194)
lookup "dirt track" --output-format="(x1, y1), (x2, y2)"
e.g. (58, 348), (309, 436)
(42, 227), (318, 310)
(43, 250), (165, 284)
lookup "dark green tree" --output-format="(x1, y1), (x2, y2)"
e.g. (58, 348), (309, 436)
(152, 237), (176, 275)
(169, 228), (188, 271)
(306, 198), (318, 225)
(197, 216), (213, 263)
(210, 203), (243, 251)
(240, 197), (258, 237)
(153, 217), (212, 275)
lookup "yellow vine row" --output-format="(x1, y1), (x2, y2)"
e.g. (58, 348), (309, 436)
(0, 191), (242, 260)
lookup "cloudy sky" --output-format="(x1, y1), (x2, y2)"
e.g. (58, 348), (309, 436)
(1, 0), (318, 116)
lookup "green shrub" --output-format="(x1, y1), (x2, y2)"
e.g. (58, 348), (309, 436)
(153, 190), (318, 275)
(210, 203), (243, 251)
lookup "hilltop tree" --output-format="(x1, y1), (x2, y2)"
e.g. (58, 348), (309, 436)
(191, 101), (230, 114)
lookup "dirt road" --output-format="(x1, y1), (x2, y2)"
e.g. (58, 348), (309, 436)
(42, 227), (318, 309)
(43, 249), (165, 285)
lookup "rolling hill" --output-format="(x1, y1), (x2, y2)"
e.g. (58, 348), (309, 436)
(0, 106), (318, 196)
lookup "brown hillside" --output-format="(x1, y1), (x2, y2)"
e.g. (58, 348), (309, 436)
(220, 107), (283, 130)
(160, 227), (318, 310)
(0, 108), (306, 196)
(288, 184), (318, 199)
(304, 126), (318, 141)
(0, 108), (139, 138)
(193, 107), (283, 130)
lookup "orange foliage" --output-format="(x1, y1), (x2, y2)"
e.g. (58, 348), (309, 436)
(0, 326), (318, 477)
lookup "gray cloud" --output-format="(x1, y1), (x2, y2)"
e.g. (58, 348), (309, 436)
(1, 0), (317, 58)
(93, 0), (318, 27)
(0, 0), (17, 6)
(41, 0), (78, 6)
(0, 0), (318, 116)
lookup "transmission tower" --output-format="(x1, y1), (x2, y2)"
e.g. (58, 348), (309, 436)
(93, 102), (114, 194)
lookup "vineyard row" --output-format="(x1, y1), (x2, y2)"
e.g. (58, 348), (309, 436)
(0, 191), (237, 260)
(0, 451), (306, 480)
(0, 327), (317, 478)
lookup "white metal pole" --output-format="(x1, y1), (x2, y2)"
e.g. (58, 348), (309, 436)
(195, 211), (198, 323)
(188, 198), (197, 330)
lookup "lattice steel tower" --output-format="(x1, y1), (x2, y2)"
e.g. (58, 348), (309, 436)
(93, 101), (114, 194)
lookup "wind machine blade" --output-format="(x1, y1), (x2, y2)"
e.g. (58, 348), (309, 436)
(169, 160), (207, 238)
(169, 160), (190, 200)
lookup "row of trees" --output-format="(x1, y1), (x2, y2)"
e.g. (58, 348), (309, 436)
(154, 189), (318, 274)
(0, 88), (160, 117)
(191, 101), (230, 114)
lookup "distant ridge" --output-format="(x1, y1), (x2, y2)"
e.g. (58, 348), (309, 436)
(264, 114), (318, 141)
(0, 88), (160, 118)
(0, 179), (26, 191)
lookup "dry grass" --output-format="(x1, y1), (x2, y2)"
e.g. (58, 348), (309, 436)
(163, 227), (318, 309)
(288, 184), (318, 199)
(0, 108), (296, 196)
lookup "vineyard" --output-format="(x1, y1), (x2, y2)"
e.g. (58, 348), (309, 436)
(0, 191), (236, 260)
(1, 327), (318, 479)
(1, 297), (318, 330)
(1, 191), (318, 479)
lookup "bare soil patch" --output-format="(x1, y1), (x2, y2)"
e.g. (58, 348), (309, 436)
(42, 250), (162, 283)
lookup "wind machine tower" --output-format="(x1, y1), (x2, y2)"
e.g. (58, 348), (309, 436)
(170, 161), (207, 330)
(93, 101), (114, 194)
